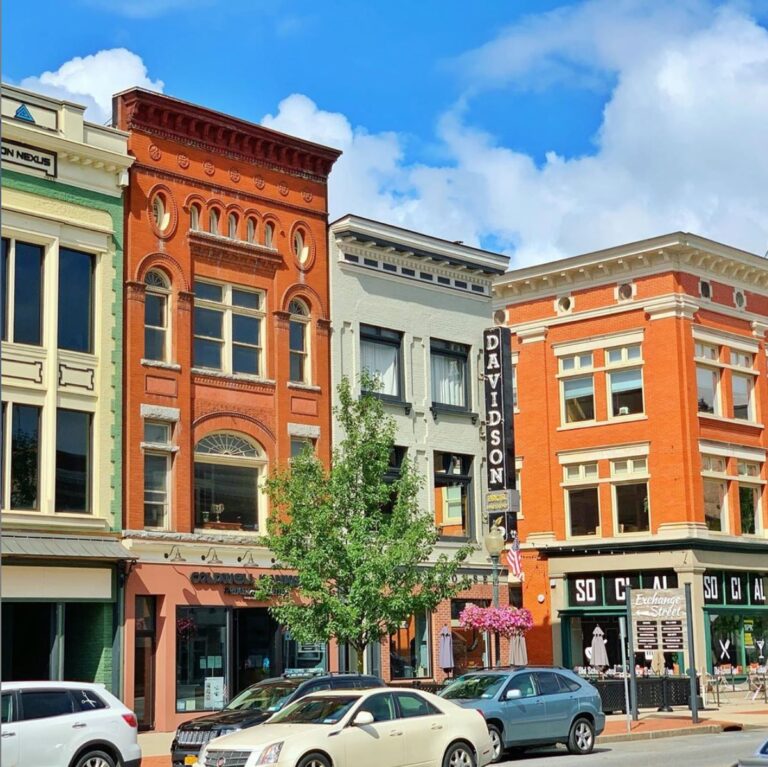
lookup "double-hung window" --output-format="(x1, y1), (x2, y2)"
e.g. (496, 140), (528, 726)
(606, 344), (643, 417)
(430, 339), (469, 410)
(2, 402), (41, 510)
(701, 455), (728, 532)
(144, 270), (170, 362)
(732, 374), (754, 421)
(193, 281), (264, 376)
(612, 457), (649, 533)
(737, 461), (761, 535)
(55, 409), (92, 513)
(361, 324), (403, 399)
(695, 343), (720, 415)
(143, 422), (173, 529)
(58, 248), (94, 353)
(434, 452), (473, 538)
(560, 353), (594, 423)
(564, 463), (600, 537)
(2, 237), (44, 346)
(289, 300), (310, 383)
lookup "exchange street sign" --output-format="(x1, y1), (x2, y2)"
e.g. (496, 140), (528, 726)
(630, 588), (688, 653)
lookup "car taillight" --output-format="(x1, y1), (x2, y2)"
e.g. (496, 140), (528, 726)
(122, 712), (138, 728)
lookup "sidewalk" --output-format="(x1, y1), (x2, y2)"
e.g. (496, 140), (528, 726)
(138, 700), (768, 766)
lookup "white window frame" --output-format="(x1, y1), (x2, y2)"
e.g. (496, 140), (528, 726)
(605, 344), (644, 419)
(732, 372), (756, 423)
(141, 421), (174, 530)
(190, 204), (201, 231)
(193, 280), (265, 378)
(696, 364), (721, 417)
(562, 462), (601, 538)
(737, 481), (762, 536)
(143, 270), (170, 363)
(610, 457), (651, 536)
(2, 235), (47, 348)
(288, 299), (311, 385)
(227, 213), (238, 240)
(703, 476), (729, 534)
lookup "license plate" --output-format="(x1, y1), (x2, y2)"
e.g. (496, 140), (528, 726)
(184, 756), (197, 765)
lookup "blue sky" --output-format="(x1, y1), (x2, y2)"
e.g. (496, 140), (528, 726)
(4, 0), (768, 266)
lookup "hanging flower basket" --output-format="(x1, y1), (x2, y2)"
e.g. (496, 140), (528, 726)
(459, 604), (533, 638)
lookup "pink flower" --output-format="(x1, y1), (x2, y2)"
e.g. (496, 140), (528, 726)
(458, 605), (533, 637)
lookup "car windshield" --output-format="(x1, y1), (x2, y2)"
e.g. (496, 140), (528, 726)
(441, 674), (506, 700)
(225, 682), (297, 712)
(268, 695), (359, 725)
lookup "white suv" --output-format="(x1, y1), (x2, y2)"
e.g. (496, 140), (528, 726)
(1, 681), (141, 767)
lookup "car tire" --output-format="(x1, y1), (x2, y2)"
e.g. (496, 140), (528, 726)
(73, 750), (117, 767)
(487, 723), (504, 763)
(567, 717), (595, 755)
(443, 741), (477, 767)
(297, 753), (332, 767)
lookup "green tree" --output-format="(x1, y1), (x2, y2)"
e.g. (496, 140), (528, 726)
(258, 373), (475, 672)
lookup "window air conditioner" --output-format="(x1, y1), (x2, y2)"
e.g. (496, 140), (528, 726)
(618, 406), (630, 416)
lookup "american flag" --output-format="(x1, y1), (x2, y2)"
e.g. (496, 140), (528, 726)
(504, 534), (524, 581)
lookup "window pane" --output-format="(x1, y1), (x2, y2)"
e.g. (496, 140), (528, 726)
(568, 487), (599, 536)
(732, 375), (752, 421)
(194, 338), (222, 369)
(145, 327), (166, 362)
(389, 614), (431, 678)
(610, 368), (643, 416)
(1, 238), (8, 341)
(431, 351), (467, 407)
(145, 292), (167, 328)
(289, 320), (305, 352)
(19, 691), (72, 720)
(232, 289), (260, 309)
(194, 281), (223, 302)
(233, 345), (259, 375)
(144, 453), (168, 528)
(290, 352), (305, 383)
(616, 483), (649, 533)
(696, 367), (718, 414)
(56, 409), (91, 513)
(144, 422), (170, 444)
(11, 404), (40, 509)
(395, 692), (438, 718)
(176, 607), (227, 712)
(58, 248), (93, 353)
(194, 307), (223, 339)
(435, 453), (472, 538)
(14, 241), (43, 345)
(194, 461), (258, 530)
(563, 376), (594, 422)
(233, 314), (260, 346)
(704, 479), (726, 532)
(361, 339), (400, 397)
(627, 345), (641, 360)
(739, 485), (757, 535)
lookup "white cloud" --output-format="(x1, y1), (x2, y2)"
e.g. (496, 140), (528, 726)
(263, 1), (768, 266)
(19, 49), (163, 124)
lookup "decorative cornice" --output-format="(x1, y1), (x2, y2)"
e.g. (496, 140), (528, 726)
(752, 320), (768, 339)
(177, 290), (195, 311)
(191, 370), (277, 395)
(517, 326), (548, 344)
(116, 89), (341, 181)
(126, 280), (146, 302)
(187, 230), (283, 275)
(316, 317), (332, 335)
(273, 310), (291, 329)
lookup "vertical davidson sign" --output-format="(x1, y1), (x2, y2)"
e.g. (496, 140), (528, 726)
(483, 327), (516, 534)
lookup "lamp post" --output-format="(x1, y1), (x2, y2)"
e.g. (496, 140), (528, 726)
(484, 524), (505, 666)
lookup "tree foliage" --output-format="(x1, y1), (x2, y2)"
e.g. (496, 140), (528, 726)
(258, 373), (475, 666)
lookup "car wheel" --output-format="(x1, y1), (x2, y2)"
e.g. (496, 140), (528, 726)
(73, 751), (116, 767)
(443, 741), (477, 767)
(487, 723), (504, 763)
(297, 753), (332, 767)
(567, 717), (595, 755)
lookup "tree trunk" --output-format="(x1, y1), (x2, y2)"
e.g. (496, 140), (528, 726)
(356, 645), (365, 673)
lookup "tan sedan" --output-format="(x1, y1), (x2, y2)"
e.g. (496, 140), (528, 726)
(194, 687), (493, 767)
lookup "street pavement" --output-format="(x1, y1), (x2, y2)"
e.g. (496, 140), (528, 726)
(495, 728), (768, 766)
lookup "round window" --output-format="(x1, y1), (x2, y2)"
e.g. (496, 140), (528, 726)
(735, 290), (746, 309)
(493, 309), (507, 326)
(618, 283), (633, 301)
(557, 296), (572, 313)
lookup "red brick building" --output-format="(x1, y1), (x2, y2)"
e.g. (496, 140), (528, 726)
(495, 232), (768, 676)
(115, 89), (340, 731)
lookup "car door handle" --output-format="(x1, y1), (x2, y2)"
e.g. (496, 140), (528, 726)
(389, 729), (403, 736)
(431, 723), (443, 730)
(1, 732), (16, 738)
(72, 722), (87, 729)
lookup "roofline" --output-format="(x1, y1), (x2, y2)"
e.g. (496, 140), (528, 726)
(536, 536), (768, 557)
(2, 81), (86, 111)
(495, 231), (765, 288)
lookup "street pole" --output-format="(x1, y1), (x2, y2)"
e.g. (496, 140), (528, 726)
(619, 617), (631, 734)
(685, 583), (699, 724)
(625, 587), (638, 720)
(491, 552), (500, 667)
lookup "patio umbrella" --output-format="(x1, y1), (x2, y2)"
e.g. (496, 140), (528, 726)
(590, 625), (610, 668)
(509, 633), (528, 666)
(651, 649), (665, 675)
(439, 626), (454, 672)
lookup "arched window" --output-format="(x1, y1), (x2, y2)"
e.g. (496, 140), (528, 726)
(264, 221), (275, 248)
(190, 203), (201, 231)
(228, 213), (238, 239)
(293, 228), (309, 264)
(151, 193), (169, 233)
(209, 209), (220, 235)
(144, 269), (170, 362)
(194, 433), (263, 531)
(289, 299), (310, 384)
(246, 217), (257, 244)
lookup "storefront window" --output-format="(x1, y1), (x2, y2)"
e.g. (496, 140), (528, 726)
(176, 607), (228, 712)
(389, 613), (431, 679)
(744, 616), (767, 667)
(451, 600), (489, 675)
(710, 613), (742, 670)
(434, 452), (473, 539)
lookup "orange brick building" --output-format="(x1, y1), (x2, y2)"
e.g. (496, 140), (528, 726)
(114, 89), (340, 731)
(495, 233), (768, 676)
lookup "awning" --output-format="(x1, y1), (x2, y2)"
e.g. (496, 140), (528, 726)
(1, 532), (136, 561)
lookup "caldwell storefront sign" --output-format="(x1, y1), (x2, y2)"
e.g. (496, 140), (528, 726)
(188, 571), (298, 598)
(483, 326), (517, 537)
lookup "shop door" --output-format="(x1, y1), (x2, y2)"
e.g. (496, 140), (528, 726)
(234, 609), (279, 693)
(133, 597), (156, 731)
(1, 603), (55, 681)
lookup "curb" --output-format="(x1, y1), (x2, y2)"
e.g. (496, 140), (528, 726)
(597, 722), (741, 743)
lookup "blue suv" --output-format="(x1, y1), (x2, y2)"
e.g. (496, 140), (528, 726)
(440, 667), (605, 762)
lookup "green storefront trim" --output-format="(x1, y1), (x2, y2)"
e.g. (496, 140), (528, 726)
(2, 168), (124, 532)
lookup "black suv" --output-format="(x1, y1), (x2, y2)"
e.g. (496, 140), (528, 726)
(171, 672), (383, 766)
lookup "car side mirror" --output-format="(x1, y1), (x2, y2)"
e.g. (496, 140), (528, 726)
(352, 711), (374, 726)
(505, 689), (522, 700)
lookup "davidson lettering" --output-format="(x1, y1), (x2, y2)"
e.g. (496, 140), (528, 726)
(483, 327), (515, 496)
